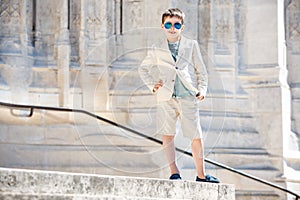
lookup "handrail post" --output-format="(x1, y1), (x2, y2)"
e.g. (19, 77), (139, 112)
(9, 107), (34, 118)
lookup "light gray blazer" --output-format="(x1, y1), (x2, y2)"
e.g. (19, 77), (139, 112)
(138, 35), (208, 102)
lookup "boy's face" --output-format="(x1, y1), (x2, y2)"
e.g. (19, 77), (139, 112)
(161, 16), (184, 40)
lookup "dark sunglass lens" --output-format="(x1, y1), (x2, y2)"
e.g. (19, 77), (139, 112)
(164, 22), (172, 29)
(174, 23), (182, 29)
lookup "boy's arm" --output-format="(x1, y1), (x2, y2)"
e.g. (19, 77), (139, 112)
(138, 49), (157, 93)
(192, 40), (208, 98)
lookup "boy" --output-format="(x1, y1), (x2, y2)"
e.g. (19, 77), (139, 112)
(138, 8), (219, 183)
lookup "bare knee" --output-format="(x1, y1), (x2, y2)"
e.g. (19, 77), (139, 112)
(162, 135), (175, 142)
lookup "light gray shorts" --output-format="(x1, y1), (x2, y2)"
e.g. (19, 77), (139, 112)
(157, 95), (203, 140)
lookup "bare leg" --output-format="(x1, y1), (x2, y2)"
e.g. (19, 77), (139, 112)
(192, 138), (205, 179)
(162, 135), (180, 175)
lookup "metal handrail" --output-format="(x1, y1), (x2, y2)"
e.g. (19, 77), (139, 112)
(0, 101), (299, 200)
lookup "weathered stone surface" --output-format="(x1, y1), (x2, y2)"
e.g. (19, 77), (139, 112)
(0, 168), (235, 200)
(0, 0), (300, 199)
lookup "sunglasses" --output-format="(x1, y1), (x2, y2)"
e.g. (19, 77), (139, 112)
(164, 22), (182, 30)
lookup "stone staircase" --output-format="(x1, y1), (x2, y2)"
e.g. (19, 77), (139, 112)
(0, 46), (298, 199)
(0, 168), (235, 200)
(107, 50), (300, 199)
(0, 122), (164, 178)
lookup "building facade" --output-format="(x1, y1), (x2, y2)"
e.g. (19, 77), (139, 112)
(0, 0), (299, 199)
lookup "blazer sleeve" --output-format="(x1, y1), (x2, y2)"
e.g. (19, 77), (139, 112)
(138, 48), (157, 93)
(192, 40), (208, 97)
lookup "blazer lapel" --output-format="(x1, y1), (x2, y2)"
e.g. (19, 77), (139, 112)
(159, 38), (176, 64)
(157, 36), (187, 65)
(176, 36), (186, 64)
(178, 36), (184, 56)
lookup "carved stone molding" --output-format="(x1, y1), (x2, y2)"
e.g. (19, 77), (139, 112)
(123, 0), (143, 31)
(234, 0), (245, 42)
(214, 0), (233, 34)
(0, 0), (20, 24)
(286, 0), (300, 53)
(26, 0), (33, 42)
(287, 0), (300, 40)
(86, 0), (106, 41)
(0, 0), (21, 36)
(211, 0), (236, 50)
(70, 0), (81, 28)
(198, 0), (211, 43)
(70, 0), (81, 65)
(0, 0), (33, 58)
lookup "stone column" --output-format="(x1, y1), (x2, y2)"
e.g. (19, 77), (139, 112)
(202, 0), (241, 151)
(285, 0), (300, 193)
(34, 0), (57, 67)
(248, 0), (286, 158)
(79, 0), (86, 68)
(196, 0), (250, 183)
(241, 0), (293, 193)
(121, 0), (146, 53)
(208, 0), (238, 94)
(0, 0), (32, 103)
(69, 0), (80, 68)
(0, 0), (22, 55)
(20, 0), (28, 62)
(286, 0), (300, 148)
(56, 0), (70, 107)
(79, 0), (110, 111)
(198, 0), (211, 51)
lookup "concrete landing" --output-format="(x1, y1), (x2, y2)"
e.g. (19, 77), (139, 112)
(0, 168), (235, 200)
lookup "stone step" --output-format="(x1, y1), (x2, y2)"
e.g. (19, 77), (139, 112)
(0, 103), (257, 135)
(206, 149), (275, 171)
(181, 167), (285, 200)
(202, 131), (262, 149)
(177, 148), (280, 180)
(0, 193), (129, 200)
(235, 190), (280, 200)
(100, 107), (257, 134)
(111, 110), (257, 139)
(0, 142), (167, 176)
(0, 168), (235, 200)
(0, 133), (279, 180)
(0, 123), (156, 146)
(0, 121), (164, 176)
(200, 113), (257, 133)
(0, 100), (258, 141)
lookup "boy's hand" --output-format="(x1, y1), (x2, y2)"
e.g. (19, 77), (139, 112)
(196, 92), (204, 100)
(153, 80), (163, 92)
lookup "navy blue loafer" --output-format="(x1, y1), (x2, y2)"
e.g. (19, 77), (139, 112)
(196, 174), (220, 183)
(169, 173), (182, 180)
